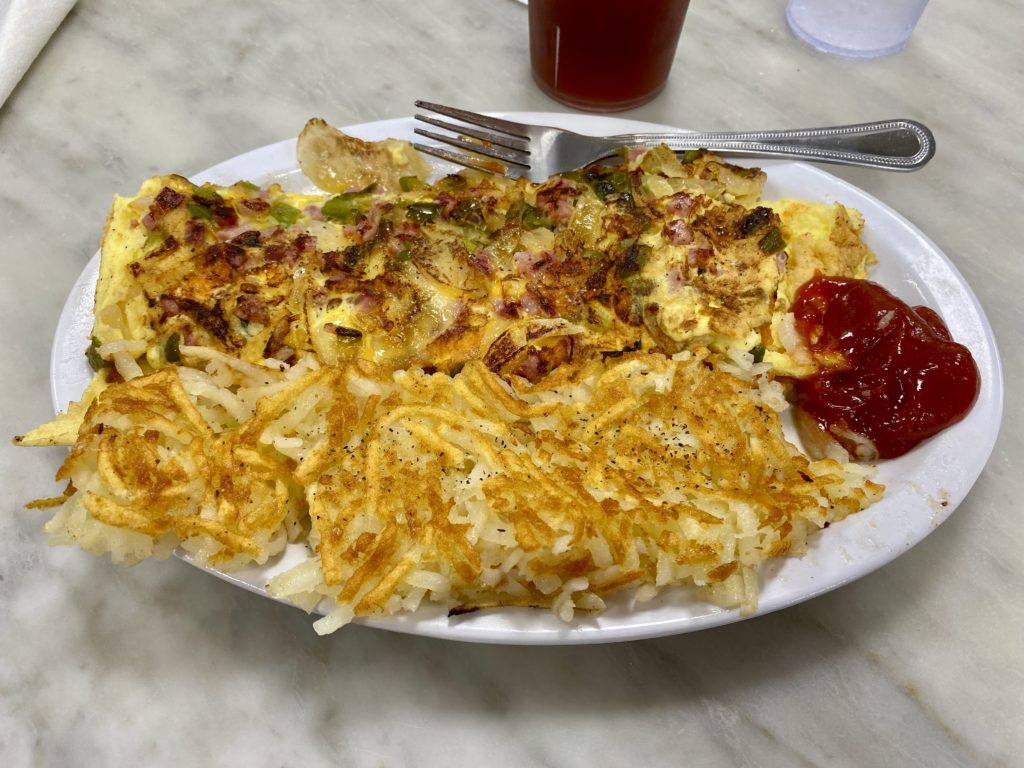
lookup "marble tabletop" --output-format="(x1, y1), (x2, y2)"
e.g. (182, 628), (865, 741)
(2, 1), (1021, 765)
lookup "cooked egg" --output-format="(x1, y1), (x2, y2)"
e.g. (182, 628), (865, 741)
(88, 137), (875, 392)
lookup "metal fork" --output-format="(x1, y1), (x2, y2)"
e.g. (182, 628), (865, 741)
(412, 100), (935, 182)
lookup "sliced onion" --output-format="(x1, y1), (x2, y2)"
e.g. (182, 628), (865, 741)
(296, 118), (430, 194)
(112, 351), (144, 381)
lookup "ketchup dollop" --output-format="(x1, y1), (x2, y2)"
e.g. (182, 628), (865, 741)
(791, 276), (980, 460)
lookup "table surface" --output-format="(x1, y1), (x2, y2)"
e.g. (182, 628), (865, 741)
(2, 1), (1021, 765)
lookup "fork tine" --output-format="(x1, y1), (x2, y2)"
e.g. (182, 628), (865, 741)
(414, 100), (531, 140)
(413, 127), (531, 168)
(412, 143), (529, 179)
(414, 113), (530, 153)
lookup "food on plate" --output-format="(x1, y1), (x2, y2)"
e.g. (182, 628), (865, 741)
(36, 344), (881, 633)
(789, 276), (980, 459)
(16, 118), (978, 634)
(36, 348), (311, 567)
(297, 117), (431, 193)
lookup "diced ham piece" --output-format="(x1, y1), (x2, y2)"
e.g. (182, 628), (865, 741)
(471, 250), (494, 276)
(212, 205), (238, 228)
(343, 200), (392, 243)
(519, 288), (554, 317)
(663, 219), (693, 245)
(241, 198), (270, 214)
(152, 187), (184, 214)
(514, 250), (552, 279)
(435, 192), (459, 218)
(355, 292), (379, 314)
(235, 294), (270, 325)
(493, 297), (520, 319)
(666, 192), (695, 216)
(534, 178), (579, 225)
(184, 220), (206, 245)
(157, 295), (180, 320)
(294, 233), (317, 254)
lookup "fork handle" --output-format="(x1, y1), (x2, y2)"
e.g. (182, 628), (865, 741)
(609, 119), (935, 172)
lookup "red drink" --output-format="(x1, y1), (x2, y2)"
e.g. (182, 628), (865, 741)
(528, 0), (691, 112)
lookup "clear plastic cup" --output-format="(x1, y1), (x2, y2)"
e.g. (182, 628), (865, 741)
(786, 0), (930, 58)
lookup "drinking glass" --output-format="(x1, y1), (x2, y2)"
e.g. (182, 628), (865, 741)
(528, 0), (691, 112)
(786, 0), (930, 58)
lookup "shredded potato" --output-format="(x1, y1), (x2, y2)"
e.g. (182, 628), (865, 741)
(33, 349), (882, 633)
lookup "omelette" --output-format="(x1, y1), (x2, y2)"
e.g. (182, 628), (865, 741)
(85, 137), (873, 394)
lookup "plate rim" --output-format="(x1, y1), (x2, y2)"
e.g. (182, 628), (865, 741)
(48, 112), (1004, 645)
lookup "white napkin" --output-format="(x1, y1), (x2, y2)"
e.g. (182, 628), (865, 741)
(0, 0), (76, 108)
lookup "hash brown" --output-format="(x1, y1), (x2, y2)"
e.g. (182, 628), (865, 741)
(39, 346), (881, 633)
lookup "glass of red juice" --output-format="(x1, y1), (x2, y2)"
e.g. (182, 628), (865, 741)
(528, 0), (691, 112)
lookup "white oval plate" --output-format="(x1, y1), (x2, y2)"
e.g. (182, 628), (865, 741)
(51, 114), (1003, 644)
